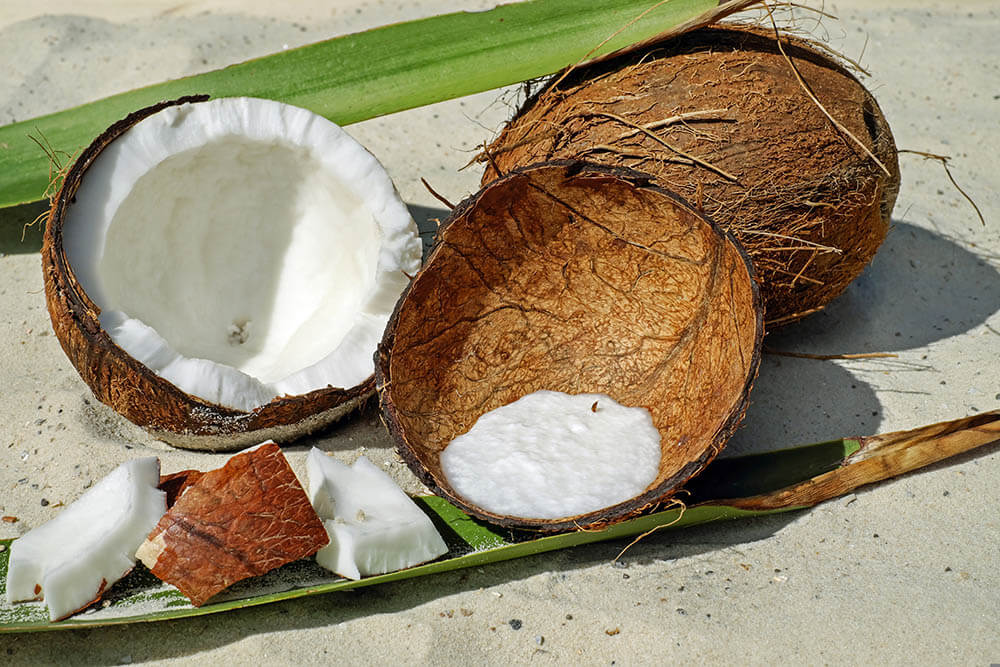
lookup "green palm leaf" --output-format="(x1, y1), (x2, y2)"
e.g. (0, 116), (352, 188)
(0, 0), (758, 210)
(2, 410), (995, 633)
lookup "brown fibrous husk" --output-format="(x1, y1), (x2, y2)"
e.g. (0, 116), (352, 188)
(481, 24), (900, 325)
(136, 442), (329, 606)
(377, 161), (763, 532)
(41, 97), (369, 451)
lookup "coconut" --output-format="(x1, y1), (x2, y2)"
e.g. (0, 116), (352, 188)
(377, 161), (763, 532)
(481, 25), (900, 325)
(42, 96), (422, 450)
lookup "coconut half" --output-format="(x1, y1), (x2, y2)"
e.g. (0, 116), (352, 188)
(377, 161), (763, 532)
(42, 96), (422, 450)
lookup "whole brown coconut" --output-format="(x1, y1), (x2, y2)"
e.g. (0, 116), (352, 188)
(377, 162), (763, 532)
(481, 25), (900, 325)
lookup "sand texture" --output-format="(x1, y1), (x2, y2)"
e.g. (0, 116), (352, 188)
(0, 1), (997, 663)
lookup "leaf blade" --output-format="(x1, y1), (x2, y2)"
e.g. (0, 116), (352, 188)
(0, 0), (742, 209)
(3, 408), (995, 633)
(0, 430), (864, 633)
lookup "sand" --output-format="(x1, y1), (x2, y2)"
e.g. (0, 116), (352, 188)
(0, 0), (997, 663)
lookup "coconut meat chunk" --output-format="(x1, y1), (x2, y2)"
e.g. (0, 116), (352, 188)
(61, 97), (421, 412)
(440, 391), (662, 520)
(4, 457), (166, 621)
(307, 449), (447, 580)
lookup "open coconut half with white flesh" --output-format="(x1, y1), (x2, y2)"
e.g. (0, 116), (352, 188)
(377, 161), (764, 532)
(42, 96), (421, 450)
(5, 457), (166, 621)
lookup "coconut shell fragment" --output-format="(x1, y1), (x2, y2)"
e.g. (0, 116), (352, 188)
(377, 161), (763, 532)
(157, 469), (204, 508)
(482, 25), (900, 324)
(136, 442), (328, 607)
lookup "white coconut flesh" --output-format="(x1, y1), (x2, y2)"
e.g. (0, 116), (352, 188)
(62, 97), (422, 412)
(307, 449), (448, 580)
(4, 457), (166, 621)
(440, 390), (662, 520)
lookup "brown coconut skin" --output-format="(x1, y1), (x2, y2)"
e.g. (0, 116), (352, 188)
(137, 442), (329, 606)
(42, 96), (369, 451)
(482, 25), (900, 325)
(377, 161), (763, 532)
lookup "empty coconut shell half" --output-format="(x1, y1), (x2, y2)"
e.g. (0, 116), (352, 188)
(481, 24), (900, 325)
(377, 161), (763, 532)
(42, 95), (422, 450)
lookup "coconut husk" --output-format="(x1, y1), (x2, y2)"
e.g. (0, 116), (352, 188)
(377, 161), (763, 532)
(157, 469), (204, 508)
(480, 24), (900, 325)
(41, 97), (369, 451)
(136, 442), (328, 607)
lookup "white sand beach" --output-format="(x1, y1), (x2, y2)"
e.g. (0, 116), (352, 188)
(0, 1), (997, 663)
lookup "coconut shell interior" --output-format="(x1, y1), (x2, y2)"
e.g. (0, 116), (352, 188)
(378, 162), (763, 531)
(482, 25), (900, 325)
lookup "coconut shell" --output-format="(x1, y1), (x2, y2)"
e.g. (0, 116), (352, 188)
(377, 161), (763, 532)
(136, 442), (328, 607)
(157, 469), (204, 508)
(41, 97), (369, 451)
(481, 25), (900, 325)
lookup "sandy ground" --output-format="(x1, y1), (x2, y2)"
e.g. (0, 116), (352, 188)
(0, 0), (997, 663)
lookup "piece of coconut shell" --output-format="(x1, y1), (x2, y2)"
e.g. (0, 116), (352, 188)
(157, 469), (204, 508)
(135, 442), (328, 607)
(40, 96), (369, 451)
(377, 161), (763, 532)
(480, 25), (900, 325)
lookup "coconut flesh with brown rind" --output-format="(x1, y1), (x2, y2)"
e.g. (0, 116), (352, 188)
(41, 96), (403, 451)
(136, 442), (329, 607)
(481, 25), (900, 325)
(377, 161), (763, 532)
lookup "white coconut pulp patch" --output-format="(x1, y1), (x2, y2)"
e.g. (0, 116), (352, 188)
(441, 390), (662, 520)
(307, 449), (447, 580)
(5, 457), (166, 621)
(63, 97), (422, 411)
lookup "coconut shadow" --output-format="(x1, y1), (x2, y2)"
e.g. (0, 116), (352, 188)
(290, 397), (397, 454)
(765, 220), (1000, 353)
(724, 356), (883, 458)
(407, 203), (450, 262)
(725, 218), (1000, 457)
